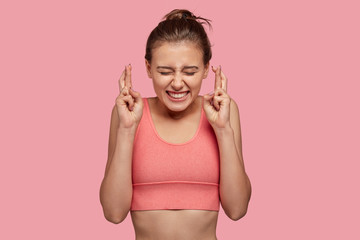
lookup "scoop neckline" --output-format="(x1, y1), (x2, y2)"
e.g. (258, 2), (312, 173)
(145, 97), (204, 146)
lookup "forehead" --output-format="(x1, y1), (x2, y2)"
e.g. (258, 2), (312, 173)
(151, 41), (203, 67)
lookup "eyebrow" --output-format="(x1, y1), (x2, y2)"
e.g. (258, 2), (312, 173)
(157, 66), (199, 70)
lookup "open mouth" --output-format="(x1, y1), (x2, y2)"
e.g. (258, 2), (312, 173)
(166, 91), (190, 99)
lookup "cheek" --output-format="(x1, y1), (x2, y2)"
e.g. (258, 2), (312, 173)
(189, 77), (203, 87)
(152, 78), (168, 89)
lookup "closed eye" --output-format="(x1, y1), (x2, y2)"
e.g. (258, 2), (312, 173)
(160, 72), (172, 75)
(159, 72), (196, 76)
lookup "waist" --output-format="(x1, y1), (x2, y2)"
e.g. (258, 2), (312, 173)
(131, 209), (218, 240)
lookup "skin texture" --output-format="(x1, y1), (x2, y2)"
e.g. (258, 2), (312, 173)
(99, 41), (252, 240)
(144, 41), (209, 120)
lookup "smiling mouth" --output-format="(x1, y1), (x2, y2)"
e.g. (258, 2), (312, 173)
(166, 91), (190, 99)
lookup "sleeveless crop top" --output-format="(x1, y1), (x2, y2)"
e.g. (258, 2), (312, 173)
(130, 97), (220, 211)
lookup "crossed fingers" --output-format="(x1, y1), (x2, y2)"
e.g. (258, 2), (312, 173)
(118, 64), (132, 95)
(212, 65), (227, 92)
(209, 65), (230, 111)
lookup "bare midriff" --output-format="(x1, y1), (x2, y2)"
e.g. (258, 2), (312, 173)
(130, 209), (219, 240)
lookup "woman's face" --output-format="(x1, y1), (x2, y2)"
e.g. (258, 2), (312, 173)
(145, 41), (209, 113)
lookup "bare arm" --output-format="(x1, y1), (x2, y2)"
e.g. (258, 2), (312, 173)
(203, 66), (251, 221)
(99, 105), (136, 224)
(216, 99), (251, 221)
(99, 65), (143, 224)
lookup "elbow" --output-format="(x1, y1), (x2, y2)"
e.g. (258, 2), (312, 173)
(100, 201), (129, 224)
(103, 211), (128, 224)
(228, 205), (249, 221)
(105, 216), (124, 224)
(99, 188), (131, 224)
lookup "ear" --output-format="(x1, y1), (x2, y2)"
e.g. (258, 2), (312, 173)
(203, 62), (210, 79)
(145, 59), (152, 78)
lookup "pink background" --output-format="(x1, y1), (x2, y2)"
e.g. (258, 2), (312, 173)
(1, 0), (359, 239)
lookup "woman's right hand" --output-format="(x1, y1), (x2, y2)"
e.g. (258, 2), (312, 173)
(116, 64), (143, 129)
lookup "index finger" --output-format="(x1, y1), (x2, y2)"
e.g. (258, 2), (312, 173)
(118, 68), (126, 93)
(125, 64), (132, 89)
(212, 65), (221, 90)
(220, 67), (227, 92)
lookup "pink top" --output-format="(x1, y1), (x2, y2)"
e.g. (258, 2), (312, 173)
(130, 97), (220, 211)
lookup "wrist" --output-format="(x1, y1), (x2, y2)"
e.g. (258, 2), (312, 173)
(117, 125), (138, 135)
(213, 124), (234, 138)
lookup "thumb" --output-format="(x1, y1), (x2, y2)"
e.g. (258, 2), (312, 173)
(203, 93), (213, 109)
(129, 88), (143, 104)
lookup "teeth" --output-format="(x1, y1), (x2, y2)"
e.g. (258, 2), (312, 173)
(168, 91), (188, 98)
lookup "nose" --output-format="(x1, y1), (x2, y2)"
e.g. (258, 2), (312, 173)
(171, 73), (184, 90)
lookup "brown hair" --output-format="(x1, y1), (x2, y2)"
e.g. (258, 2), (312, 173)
(145, 9), (213, 65)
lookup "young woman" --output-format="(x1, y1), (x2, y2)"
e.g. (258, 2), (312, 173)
(100, 9), (252, 240)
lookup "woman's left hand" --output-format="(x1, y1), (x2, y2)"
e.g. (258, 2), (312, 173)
(203, 65), (232, 130)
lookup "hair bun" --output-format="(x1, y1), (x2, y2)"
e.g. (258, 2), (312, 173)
(162, 9), (212, 30)
(163, 9), (195, 21)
